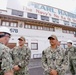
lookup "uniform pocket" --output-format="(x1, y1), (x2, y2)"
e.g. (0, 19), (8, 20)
(56, 57), (63, 66)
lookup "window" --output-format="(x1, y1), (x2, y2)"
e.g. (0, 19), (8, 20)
(74, 32), (76, 37)
(45, 27), (50, 31)
(41, 15), (49, 21)
(1, 20), (18, 27)
(10, 22), (18, 27)
(25, 43), (28, 46)
(52, 18), (59, 23)
(74, 44), (76, 46)
(67, 30), (70, 33)
(24, 25), (31, 29)
(33, 54), (42, 58)
(1, 21), (9, 26)
(61, 44), (67, 49)
(38, 26), (43, 30)
(43, 27), (50, 31)
(64, 44), (67, 49)
(60, 44), (65, 48)
(31, 43), (38, 50)
(49, 27), (55, 31)
(12, 9), (23, 17)
(62, 29), (74, 34)
(24, 24), (55, 31)
(69, 31), (74, 34)
(31, 25), (38, 29)
(64, 21), (69, 25)
(71, 22), (76, 27)
(62, 29), (67, 33)
(27, 13), (37, 19)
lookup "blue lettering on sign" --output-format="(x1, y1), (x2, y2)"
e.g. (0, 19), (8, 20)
(28, 2), (76, 19)
(28, 2), (55, 13)
(58, 9), (76, 18)
(10, 28), (18, 33)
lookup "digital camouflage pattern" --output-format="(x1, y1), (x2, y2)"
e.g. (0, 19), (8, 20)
(11, 45), (31, 75)
(0, 43), (13, 75)
(42, 46), (67, 75)
(66, 46), (76, 75)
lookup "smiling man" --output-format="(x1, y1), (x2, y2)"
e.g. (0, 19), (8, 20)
(42, 34), (67, 75)
(11, 36), (31, 75)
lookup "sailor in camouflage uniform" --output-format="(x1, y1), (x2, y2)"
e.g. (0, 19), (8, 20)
(11, 36), (31, 75)
(0, 27), (14, 75)
(66, 40), (76, 75)
(42, 35), (67, 75)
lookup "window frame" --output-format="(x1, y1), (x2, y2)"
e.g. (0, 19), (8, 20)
(52, 18), (59, 23)
(25, 43), (28, 47)
(12, 9), (23, 17)
(27, 13), (37, 19)
(31, 43), (38, 50)
(63, 21), (69, 25)
(41, 15), (49, 21)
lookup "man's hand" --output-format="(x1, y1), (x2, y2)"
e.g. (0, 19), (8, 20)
(13, 65), (20, 71)
(4, 70), (14, 75)
(50, 69), (58, 75)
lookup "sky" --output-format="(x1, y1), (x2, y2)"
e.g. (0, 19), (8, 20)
(18, 0), (76, 14)
(0, 0), (8, 10)
(0, 0), (76, 14)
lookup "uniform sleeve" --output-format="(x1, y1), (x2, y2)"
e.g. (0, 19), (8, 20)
(41, 51), (51, 74)
(69, 52), (74, 74)
(1, 48), (13, 73)
(56, 49), (68, 75)
(18, 48), (31, 68)
(69, 51), (76, 75)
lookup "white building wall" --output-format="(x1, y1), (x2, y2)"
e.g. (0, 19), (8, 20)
(1, 26), (74, 58)
(0, 0), (76, 58)
(0, 25), (76, 58)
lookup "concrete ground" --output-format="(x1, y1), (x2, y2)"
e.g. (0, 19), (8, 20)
(28, 58), (72, 75)
(28, 58), (42, 69)
(28, 58), (44, 75)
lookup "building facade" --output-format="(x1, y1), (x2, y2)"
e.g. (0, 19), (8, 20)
(0, 0), (76, 58)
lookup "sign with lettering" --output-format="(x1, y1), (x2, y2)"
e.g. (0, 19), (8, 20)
(23, 1), (76, 23)
(10, 28), (18, 33)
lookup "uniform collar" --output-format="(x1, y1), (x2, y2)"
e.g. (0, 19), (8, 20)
(50, 46), (60, 52)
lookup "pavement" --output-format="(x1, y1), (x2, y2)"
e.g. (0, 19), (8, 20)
(28, 58), (44, 75)
(29, 67), (44, 75)
(28, 58), (42, 69)
(28, 58), (72, 75)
